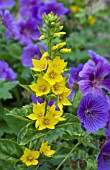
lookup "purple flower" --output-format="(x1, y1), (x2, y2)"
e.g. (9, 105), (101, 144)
(69, 64), (83, 88)
(78, 51), (110, 97)
(1, 10), (19, 36)
(19, 0), (42, 19)
(36, 0), (70, 22)
(88, 50), (108, 64)
(15, 18), (40, 45)
(31, 94), (54, 107)
(0, 0), (15, 9)
(98, 140), (110, 170)
(21, 43), (46, 67)
(77, 93), (109, 132)
(31, 94), (44, 104)
(0, 60), (16, 81)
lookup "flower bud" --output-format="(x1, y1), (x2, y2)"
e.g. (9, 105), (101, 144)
(79, 158), (87, 170)
(70, 159), (78, 169)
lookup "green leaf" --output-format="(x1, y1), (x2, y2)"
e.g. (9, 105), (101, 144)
(0, 80), (18, 100)
(17, 122), (50, 145)
(19, 83), (34, 94)
(0, 139), (23, 169)
(5, 104), (33, 121)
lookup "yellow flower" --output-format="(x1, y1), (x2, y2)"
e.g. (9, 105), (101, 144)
(48, 56), (67, 71)
(40, 141), (55, 157)
(36, 110), (59, 130)
(42, 52), (49, 58)
(29, 75), (51, 96)
(52, 42), (66, 50)
(54, 32), (66, 37)
(43, 67), (63, 86)
(60, 48), (71, 54)
(31, 57), (47, 72)
(48, 105), (65, 121)
(88, 15), (96, 25)
(52, 79), (65, 94)
(27, 102), (45, 120)
(58, 88), (72, 110)
(39, 35), (45, 40)
(20, 148), (40, 166)
(70, 5), (80, 13)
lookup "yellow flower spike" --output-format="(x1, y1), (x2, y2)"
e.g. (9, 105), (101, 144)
(43, 67), (63, 86)
(42, 52), (49, 58)
(54, 32), (66, 37)
(88, 15), (96, 25)
(48, 56), (67, 71)
(27, 102), (45, 120)
(60, 48), (71, 54)
(52, 79), (66, 94)
(52, 42), (66, 50)
(40, 141), (55, 157)
(70, 5), (81, 13)
(29, 75), (51, 96)
(39, 35), (46, 40)
(31, 57), (47, 72)
(58, 88), (72, 110)
(20, 148), (40, 166)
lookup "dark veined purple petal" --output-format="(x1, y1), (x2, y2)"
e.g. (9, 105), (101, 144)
(98, 141), (110, 170)
(77, 93), (109, 132)
(78, 80), (93, 96)
(88, 50), (108, 64)
(101, 79), (110, 92)
(95, 61), (110, 79)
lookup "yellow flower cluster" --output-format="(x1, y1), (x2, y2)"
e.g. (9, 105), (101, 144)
(20, 13), (72, 166)
(20, 141), (55, 166)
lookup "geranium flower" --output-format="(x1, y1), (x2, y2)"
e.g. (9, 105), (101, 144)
(78, 51), (110, 97)
(20, 148), (40, 166)
(77, 93), (109, 132)
(21, 43), (46, 67)
(98, 141), (110, 170)
(40, 141), (55, 157)
(0, 0), (15, 9)
(0, 60), (16, 81)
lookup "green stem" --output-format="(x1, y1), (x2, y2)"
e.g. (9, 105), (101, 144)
(56, 133), (90, 170)
(44, 97), (49, 115)
(47, 28), (52, 58)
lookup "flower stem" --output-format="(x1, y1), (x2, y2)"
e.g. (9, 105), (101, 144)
(56, 132), (90, 170)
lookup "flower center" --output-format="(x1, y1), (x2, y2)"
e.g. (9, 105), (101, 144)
(39, 64), (46, 69)
(54, 84), (60, 91)
(85, 109), (92, 115)
(49, 72), (56, 78)
(27, 156), (34, 162)
(44, 119), (50, 125)
(39, 85), (46, 92)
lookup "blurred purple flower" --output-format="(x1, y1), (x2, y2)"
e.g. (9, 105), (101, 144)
(37, 0), (70, 22)
(21, 43), (46, 67)
(19, 0), (42, 19)
(15, 18), (40, 45)
(78, 51), (110, 97)
(98, 140), (110, 170)
(0, 0), (15, 9)
(31, 94), (54, 107)
(0, 60), (16, 81)
(1, 10), (19, 36)
(77, 93), (109, 132)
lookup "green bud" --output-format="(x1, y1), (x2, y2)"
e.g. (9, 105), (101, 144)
(72, 82), (79, 91)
